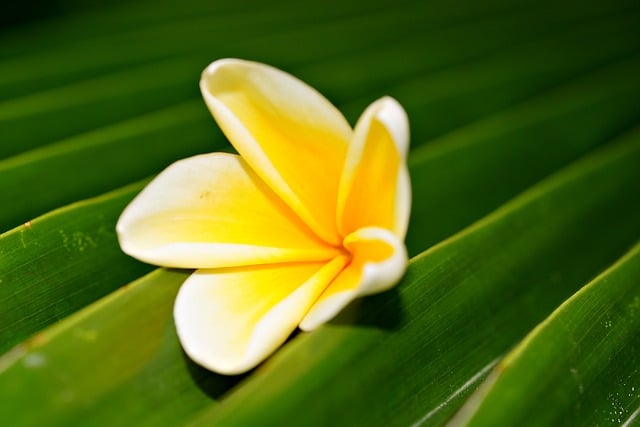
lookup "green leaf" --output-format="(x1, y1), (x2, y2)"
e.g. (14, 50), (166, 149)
(2, 0), (640, 425)
(191, 128), (640, 426)
(3, 112), (640, 427)
(6, 1), (605, 231)
(0, 103), (220, 232)
(407, 53), (640, 252)
(450, 241), (640, 426)
(0, 270), (228, 425)
(0, 59), (202, 156)
(4, 15), (639, 233)
(4, 52), (639, 375)
(0, 0), (452, 104)
(377, 12), (640, 143)
(0, 182), (152, 353)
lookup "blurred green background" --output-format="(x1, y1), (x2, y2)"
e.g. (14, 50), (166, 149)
(1, 0), (640, 425)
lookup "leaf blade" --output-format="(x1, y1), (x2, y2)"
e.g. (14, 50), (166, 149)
(450, 238), (640, 425)
(192, 127), (640, 426)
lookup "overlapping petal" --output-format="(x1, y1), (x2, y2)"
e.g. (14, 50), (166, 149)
(200, 58), (352, 245)
(338, 97), (411, 238)
(118, 58), (411, 375)
(116, 153), (338, 269)
(174, 257), (348, 374)
(300, 227), (408, 331)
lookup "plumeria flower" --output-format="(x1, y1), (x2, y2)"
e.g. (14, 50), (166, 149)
(116, 58), (411, 375)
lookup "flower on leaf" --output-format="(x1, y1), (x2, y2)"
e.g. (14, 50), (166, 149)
(116, 59), (411, 374)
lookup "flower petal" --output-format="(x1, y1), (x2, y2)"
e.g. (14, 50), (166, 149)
(200, 58), (352, 245)
(337, 97), (411, 239)
(174, 257), (348, 374)
(299, 227), (407, 331)
(117, 153), (339, 269)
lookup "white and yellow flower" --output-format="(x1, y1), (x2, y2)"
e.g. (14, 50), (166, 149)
(116, 58), (411, 374)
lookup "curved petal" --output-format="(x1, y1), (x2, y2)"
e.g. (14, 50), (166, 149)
(200, 58), (352, 245)
(337, 97), (411, 239)
(299, 227), (407, 331)
(174, 257), (348, 374)
(117, 153), (339, 269)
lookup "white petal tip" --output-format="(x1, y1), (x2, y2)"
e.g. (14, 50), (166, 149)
(173, 261), (343, 375)
(201, 58), (252, 80)
(174, 287), (263, 375)
(373, 96), (410, 158)
(180, 347), (254, 376)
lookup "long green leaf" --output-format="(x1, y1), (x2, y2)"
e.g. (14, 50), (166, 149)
(0, 102), (219, 232)
(2, 1), (640, 425)
(449, 240), (640, 426)
(0, 58), (201, 155)
(3, 20), (639, 233)
(329, 10), (640, 117)
(0, 0), (447, 102)
(0, 181), (152, 353)
(0, 0), (301, 58)
(3, 117), (640, 427)
(3, 2), (600, 155)
(191, 128), (640, 426)
(375, 14), (640, 142)
(4, 56), (639, 362)
(407, 54), (640, 252)
(2, 0), (598, 159)
(0, 270), (224, 426)
(0, 7), (420, 157)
